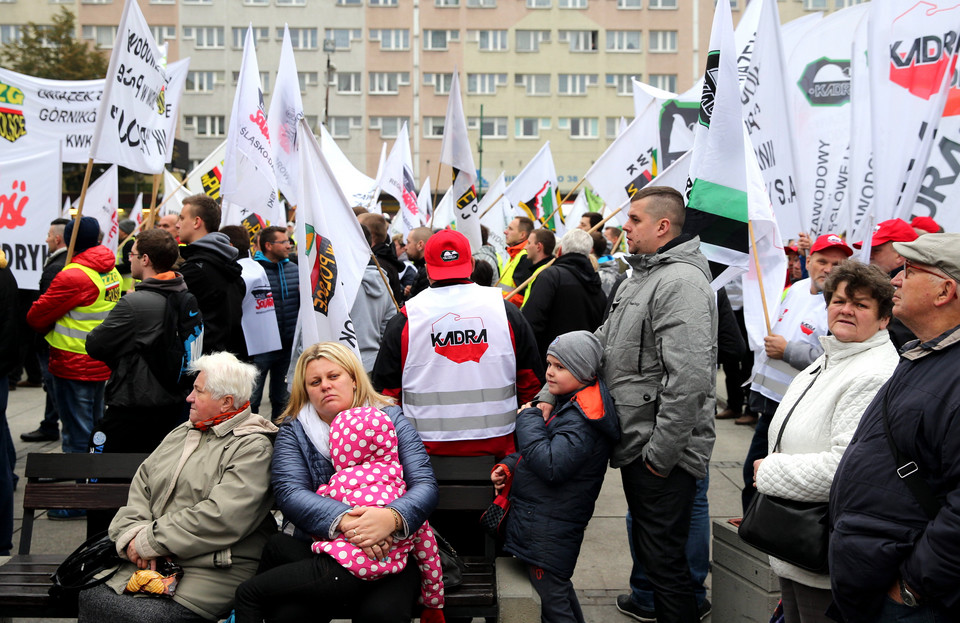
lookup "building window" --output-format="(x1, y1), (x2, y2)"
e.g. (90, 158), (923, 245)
(182, 0), (213, 4)
(282, 27), (318, 49)
(329, 116), (361, 138)
(370, 29), (409, 50)
(337, 0), (362, 5)
(337, 72), (362, 94)
(606, 30), (640, 52)
(466, 73), (507, 95)
(423, 117), (446, 138)
(423, 73), (453, 95)
(81, 25), (118, 49)
(617, 0), (641, 8)
(244, 0), (269, 5)
(648, 74), (676, 92)
(435, 0), (459, 6)
(150, 26), (176, 45)
(558, 0), (585, 7)
(559, 30), (598, 52)
(325, 28), (362, 50)
(557, 73), (597, 95)
(233, 27), (269, 49)
(184, 27), (225, 49)
(515, 117), (548, 139)
(370, 0), (399, 6)
(185, 71), (223, 92)
(369, 71), (410, 94)
(470, 30), (507, 51)
(298, 71), (319, 92)
(515, 29), (549, 52)
(606, 73), (639, 96)
(515, 73), (550, 96)
(468, 116), (507, 138)
(424, 29), (459, 50)
(526, 0), (550, 7)
(370, 116), (408, 139)
(803, 0), (827, 7)
(0, 25), (21, 45)
(560, 117), (598, 138)
(467, 0), (496, 7)
(184, 115), (226, 137)
(231, 71), (270, 91)
(277, 0), (306, 4)
(649, 30), (677, 53)
(648, 0), (676, 7)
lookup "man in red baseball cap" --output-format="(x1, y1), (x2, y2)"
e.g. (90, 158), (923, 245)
(854, 219), (918, 274)
(911, 216), (942, 236)
(372, 229), (544, 458)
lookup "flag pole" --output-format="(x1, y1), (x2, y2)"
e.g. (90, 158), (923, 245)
(748, 220), (772, 334)
(371, 253), (402, 313)
(558, 178), (585, 206)
(144, 173), (161, 230)
(65, 157), (95, 264)
(505, 256), (556, 300)
(153, 175), (190, 214)
(478, 193), (504, 220)
(612, 229), (626, 254)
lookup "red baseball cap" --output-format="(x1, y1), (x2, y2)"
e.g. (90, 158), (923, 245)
(910, 216), (941, 234)
(810, 233), (852, 257)
(853, 218), (918, 248)
(425, 229), (473, 280)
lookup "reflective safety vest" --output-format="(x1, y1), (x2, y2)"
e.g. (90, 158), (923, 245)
(117, 237), (135, 292)
(403, 283), (517, 442)
(499, 249), (527, 293)
(45, 263), (122, 355)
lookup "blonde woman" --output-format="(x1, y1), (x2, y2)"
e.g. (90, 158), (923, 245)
(234, 343), (438, 623)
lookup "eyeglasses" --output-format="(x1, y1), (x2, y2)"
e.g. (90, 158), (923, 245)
(128, 252), (143, 258)
(904, 260), (953, 282)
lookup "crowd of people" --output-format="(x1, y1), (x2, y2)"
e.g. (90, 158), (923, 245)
(1, 189), (958, 623)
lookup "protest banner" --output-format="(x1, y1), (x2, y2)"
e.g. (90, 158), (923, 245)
(0, 147), (61, 288)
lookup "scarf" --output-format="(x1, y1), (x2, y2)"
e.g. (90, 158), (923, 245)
(297, 403), (332, 459)
(193, 401), (250, 432)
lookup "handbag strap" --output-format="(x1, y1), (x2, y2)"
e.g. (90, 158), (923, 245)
(772, 364), (823, 453)
(880, 389), (941, 520)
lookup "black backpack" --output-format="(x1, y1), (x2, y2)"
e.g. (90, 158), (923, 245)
(144, 289), (204, 389)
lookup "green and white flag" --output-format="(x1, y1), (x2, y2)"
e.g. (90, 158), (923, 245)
(684, 0), (750, 289)
(504, 141), (562, 231)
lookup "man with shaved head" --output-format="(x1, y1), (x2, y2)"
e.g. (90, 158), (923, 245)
(358, 213), (404, 304)
(404, 227), (433, 299)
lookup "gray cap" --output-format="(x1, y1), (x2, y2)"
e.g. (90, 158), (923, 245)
(893, 233), (960, 282)
(118, 219), (136, 235)
(546, 330), (602, 384)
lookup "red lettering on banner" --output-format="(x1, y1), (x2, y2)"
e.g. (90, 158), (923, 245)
(250, 109), (270, 141)
(0, 179), (28, 229)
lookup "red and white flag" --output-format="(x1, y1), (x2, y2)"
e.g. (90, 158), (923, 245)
(379, 122), (421, 236)
(86, 164), (120, 253)
(267, 25), (304, 207)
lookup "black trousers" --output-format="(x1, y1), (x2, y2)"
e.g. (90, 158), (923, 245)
(234, 532), (420, 623)
(719, 309), (753, 413)
(621, 457), (699, 623)
(527, 564), (584, 623)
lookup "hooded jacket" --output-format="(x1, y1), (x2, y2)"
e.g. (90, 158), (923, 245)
(521, 252), (607, 364)
(350, 262), (397, 372)
(498, 378), (620, 579)
(0, 250), (21, 379)
(86, 273), (197, 408)
(542, 235), (717, 478)
(253, 250), (299, 346)
(180, 233), (246, 358)
(26, 244), (117, 381)
(371, 240), (405, 304)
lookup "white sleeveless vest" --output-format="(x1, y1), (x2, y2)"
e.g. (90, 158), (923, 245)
(403, 283), (517, 442)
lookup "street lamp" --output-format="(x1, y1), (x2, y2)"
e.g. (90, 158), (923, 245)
(323, 38), (336, 127)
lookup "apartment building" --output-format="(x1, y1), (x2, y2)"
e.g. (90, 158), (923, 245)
(0, 0), (865, 195)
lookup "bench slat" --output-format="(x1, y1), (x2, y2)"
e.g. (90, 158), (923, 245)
(23, 452), (148, 480)
(23, 483), (133, 510)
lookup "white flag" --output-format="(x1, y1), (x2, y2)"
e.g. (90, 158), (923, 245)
(185, 140), (226, 200)
(221, 25), (281, 227)
(848, 12), (874, 244)
(584, 111), (659, 212)
(379, 122), (421, 236)
(89, 0), (169, 174)
(431, 186), (455, 230)
(479, 172), (510, 261)
(319, 124), (379, 208)
(161, 169), (191, 216)
(504, 142), (561, 230)
(868, 1), (960, 222)
(267, 25), (304, 207)
(417, 176), (433, 226)
(161, 58), (190, 163)
(62, 196), (72, 219)
(295, 118), (370, 352)
(129, 192), (144, 235)
(440, 71), (481, 251)
(85, 164), (120, 253)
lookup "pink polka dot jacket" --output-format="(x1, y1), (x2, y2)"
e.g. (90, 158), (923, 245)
(311, 406), (445, 611)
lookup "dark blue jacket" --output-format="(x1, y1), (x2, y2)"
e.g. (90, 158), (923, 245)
(830, 327), (960, 622)
(254, 251), (299, 347)
(498, 379), (619, 579)
(272, 406), (438, 541)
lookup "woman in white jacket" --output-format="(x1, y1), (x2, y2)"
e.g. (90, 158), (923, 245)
(753, 261), (899, 623)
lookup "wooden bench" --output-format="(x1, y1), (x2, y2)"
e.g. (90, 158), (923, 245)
(0, 452), (147, 621)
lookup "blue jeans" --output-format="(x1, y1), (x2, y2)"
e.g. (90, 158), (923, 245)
(628, 473), (710, 611)
(52, 376), (105, 454)
(38, 349), (60, 435)
(0, 382), (14, 555)
(874, 597), (945, 623)
(251, 348), (292, 417)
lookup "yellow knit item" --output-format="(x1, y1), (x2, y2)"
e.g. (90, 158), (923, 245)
(125, 569), (168, 594)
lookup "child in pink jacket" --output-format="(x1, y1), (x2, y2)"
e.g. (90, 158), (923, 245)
(313, 406), (445, 622)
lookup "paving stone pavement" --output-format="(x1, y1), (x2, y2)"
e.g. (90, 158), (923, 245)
(3, 372), (757, 622)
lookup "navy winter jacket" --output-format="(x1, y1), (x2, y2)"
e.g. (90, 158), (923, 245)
(254, 251), (299, 347)
(498, 379), (620, 579)
(830, 327), (960, 622)
(271, 406), (439, 541)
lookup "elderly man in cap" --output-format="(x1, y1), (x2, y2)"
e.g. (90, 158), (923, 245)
(830, 233), (960, 622)
(372, 229), (543, 458)
(740, 233), (850, 512)
(855, 219), (920, 349)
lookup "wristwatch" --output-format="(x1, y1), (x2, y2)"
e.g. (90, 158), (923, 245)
(899, 578), (919, 608)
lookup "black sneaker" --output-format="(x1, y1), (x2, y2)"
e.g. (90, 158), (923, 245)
(699, 598), (712, 621)
(20, 428), (59, 442)
(616, 595), (657, 623)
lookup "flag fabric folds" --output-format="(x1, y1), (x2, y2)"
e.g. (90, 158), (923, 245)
(85, 164), (120, 253)
(319, 124), (380, 208)
(380, 122), (421, 237)
(504, 142), (561, 230)
(440, 71), (481, 251)
(267, 25), (305, 207)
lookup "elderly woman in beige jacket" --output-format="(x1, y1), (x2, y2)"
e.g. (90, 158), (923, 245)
(78, 352), (278, 622)
(752, 262), (900, 623)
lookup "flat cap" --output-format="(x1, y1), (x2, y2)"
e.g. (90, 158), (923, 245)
(893, 234), (960, 283)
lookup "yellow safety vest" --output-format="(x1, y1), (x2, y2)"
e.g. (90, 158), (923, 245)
(45, 263), (122, 355)
(117, 237), (136, 292)
(499, 249), (528, 292)
(519, 263), (550, 309)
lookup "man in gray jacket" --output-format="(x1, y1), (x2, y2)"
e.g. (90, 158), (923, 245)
(540, 186), (717, 623)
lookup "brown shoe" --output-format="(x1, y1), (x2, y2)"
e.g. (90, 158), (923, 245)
(735, 414), (759, 426)
(16, 380), (42, 388)
(716, 408), (741, 420)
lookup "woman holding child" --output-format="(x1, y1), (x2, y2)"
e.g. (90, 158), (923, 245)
(233, 342), (438, 623)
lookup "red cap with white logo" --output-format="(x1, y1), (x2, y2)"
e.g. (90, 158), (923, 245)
(853, 218), (918, 248)
(425, 229), (473, 281)
(810, 234), (853, 257)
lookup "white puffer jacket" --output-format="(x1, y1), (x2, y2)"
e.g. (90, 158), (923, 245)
(755, 329), (899, 589)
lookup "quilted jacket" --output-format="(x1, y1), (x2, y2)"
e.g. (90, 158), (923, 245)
(755, 330), (898, 588)
(254, 251), (299, 347)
